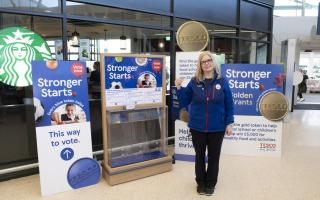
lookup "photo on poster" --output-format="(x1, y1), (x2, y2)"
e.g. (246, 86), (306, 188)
(32, 61), (90, 127)
(51, 103), (86, 125)
(137, 72), (157, 88)
(104, 54), (165, 107)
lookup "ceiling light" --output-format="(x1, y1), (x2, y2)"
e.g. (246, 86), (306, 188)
(71, 27), (80, 47)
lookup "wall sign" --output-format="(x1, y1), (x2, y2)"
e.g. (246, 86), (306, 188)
(176, 21), (209, 52)
(0, 27), (52, 87)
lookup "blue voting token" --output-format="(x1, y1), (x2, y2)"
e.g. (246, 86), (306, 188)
(67, 157), (101, 189)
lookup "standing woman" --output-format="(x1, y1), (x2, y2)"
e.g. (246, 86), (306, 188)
(175, 51), (234, 196)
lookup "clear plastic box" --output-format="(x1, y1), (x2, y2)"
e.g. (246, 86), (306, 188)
(106, 107), (168, 168)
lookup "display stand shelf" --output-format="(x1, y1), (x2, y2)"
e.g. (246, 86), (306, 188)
(102, 107), (172, 185)
(100, 54), (172, 185)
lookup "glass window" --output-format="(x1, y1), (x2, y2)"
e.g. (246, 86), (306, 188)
(174, 0), (237, 25)
(212, 37), (236, 64)
(0, 0), (61, 13)
(67, 19), (171, 98)
(240, 41), (268, 64)
(67, 20), (171, 55)
(0, 13), (62, 105)
(65, 20), (172, 152)
(70, 0), (171, 14)
(240, 40), (257, 64)
(0, 13), (62, 169)
(299, 52), (320, 79)
(256, 43), (268, 64)
(240, 29), (268, 42)
(175, 18), (188, 29)
(206, 23), (236, 38)
(241, 1), (270, 32)
(66, 1), (170, 28)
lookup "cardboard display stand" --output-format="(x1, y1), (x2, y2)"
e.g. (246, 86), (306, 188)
(32, 61), (99, 195)
(100, 54), (172, 185)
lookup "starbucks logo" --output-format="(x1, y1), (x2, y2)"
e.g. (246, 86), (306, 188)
(0, 27), (52, 87)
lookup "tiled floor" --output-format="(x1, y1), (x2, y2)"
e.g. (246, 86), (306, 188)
(1, 110), (320, 200)
(297, 93), (320, 104)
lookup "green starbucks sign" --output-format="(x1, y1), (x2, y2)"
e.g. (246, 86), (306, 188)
(0, 27), (52, 87)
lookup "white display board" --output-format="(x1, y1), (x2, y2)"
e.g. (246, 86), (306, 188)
(175, 51), (225, 87)
(175, 115), (282, 160)
(32, 61), (100, 196)
(174, 52), (284, 160)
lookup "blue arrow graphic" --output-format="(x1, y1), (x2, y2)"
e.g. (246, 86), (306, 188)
(60, 147), (74, 161)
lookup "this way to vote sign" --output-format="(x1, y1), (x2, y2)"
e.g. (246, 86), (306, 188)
(32, 61), (100, 196)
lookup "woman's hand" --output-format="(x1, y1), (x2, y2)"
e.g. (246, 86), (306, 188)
(225, 124), (234, 136)
(174, 78), (184, 89)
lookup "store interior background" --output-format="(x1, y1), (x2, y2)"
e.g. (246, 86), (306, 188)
(1, 0), (320, 185)
(273, 0), (320, 108)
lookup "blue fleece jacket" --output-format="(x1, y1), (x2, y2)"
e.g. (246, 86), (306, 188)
(177, 75), (234, 133)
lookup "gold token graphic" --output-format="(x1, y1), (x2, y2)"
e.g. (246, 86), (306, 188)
(259, 91), (289, 121)
(176, 21), (209, 52)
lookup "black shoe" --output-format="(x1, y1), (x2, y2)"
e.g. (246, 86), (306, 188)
(205, 187), (214, 196)
(197, 186), (206, 195)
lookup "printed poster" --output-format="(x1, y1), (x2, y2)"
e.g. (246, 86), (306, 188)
(79, 39), (90, 61)
(174, 59), (285, 160)
(32, 61), (100, 196)
(221, 64), (284, 157)
(104, 55), (164, 107)
(55, 40), (63, 60)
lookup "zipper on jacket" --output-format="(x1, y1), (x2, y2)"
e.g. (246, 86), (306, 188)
(205, 81), (210, 132)
(206, 96), (209, 131)
(204, 81), (213, 132)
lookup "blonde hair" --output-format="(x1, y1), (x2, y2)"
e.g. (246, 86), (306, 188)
(194, 51), (221, 82)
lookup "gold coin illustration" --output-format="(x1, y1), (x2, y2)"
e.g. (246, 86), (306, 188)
(176, 21), (209, 52)
(259, 91), (289, 121)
